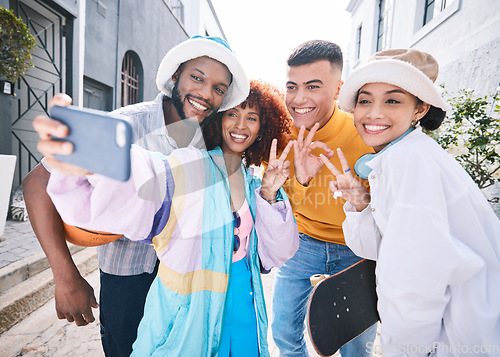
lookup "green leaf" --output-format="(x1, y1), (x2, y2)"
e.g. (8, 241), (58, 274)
(0, 5), (36, 82)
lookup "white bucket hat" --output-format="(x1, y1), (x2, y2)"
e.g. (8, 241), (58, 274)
(339, 48), (451, 113)
(156, 35), (249, 112)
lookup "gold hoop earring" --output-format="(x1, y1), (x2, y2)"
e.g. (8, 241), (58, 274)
(411, 119), (420, 127)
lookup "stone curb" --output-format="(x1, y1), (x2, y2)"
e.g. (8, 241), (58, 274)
(0, 244), (84, 294)
(0, 247), (97, 335)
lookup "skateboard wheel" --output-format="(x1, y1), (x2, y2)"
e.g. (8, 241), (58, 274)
(310, 274), (327, 287)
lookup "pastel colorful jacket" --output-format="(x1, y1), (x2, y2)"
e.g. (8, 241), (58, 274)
(47, 145), (299, 356)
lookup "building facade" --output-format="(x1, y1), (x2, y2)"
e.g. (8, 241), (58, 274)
(344, 0), (500, 214)
(1, 0), (225, 188)
(344, 0), (500, 97)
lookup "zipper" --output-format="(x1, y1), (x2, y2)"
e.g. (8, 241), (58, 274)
(251, 235), (266, 355)
(215, 175), (234, 356)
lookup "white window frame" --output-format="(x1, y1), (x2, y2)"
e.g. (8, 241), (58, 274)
(412, 0), (461, 45)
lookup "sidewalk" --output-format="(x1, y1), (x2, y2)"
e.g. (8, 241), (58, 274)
(0, 219), (380, 356)
(0, 220), (43, 269)
(0, 265), (319, 356)
(0, 219), (96, 338)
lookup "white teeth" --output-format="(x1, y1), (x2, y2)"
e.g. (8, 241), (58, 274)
(230, 133), (247, 140)
(365, 124), (389, 131)
(189, 99), (208, 111)
(295, 107), (313, 114)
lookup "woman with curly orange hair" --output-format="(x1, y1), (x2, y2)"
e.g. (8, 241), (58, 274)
(43, 79), (299, 356)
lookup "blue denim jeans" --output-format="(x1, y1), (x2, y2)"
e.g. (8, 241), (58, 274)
(272, 233), (377, 357)
(99, 261), (159, 357)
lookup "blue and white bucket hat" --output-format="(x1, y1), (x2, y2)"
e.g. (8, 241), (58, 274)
(156, 35), (249, 112)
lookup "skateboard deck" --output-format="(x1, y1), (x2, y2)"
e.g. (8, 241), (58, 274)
(307, 259), (379, 356)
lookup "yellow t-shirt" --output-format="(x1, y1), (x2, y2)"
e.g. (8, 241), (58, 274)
(283, 103), (373, 245)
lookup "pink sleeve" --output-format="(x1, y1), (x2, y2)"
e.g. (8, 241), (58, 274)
(47, 146), (166, 240)
(254, 187), (299, 271)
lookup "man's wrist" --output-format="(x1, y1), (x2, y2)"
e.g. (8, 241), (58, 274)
(53, 259), (82, 283)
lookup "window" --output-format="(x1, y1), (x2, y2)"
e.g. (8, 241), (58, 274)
(166, 0), (184, 23)
(121, 51), (143, 107)
(355, 24), (362, 61)
(423, 0), (448, 25)
(84, 77), (112, 111)
(376, 0), (389, 51)
(413, 0), (459, 45)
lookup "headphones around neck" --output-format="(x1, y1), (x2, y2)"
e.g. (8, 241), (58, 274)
(354, 127), (415, 179)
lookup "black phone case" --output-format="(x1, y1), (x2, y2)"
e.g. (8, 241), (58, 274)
(49, 105), (132, 181)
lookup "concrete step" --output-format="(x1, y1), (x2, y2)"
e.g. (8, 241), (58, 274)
(0, 247), (98, 334)
(0, 244), (84, 294)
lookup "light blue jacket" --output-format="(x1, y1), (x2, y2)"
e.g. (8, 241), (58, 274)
(47, 145), (299, 356)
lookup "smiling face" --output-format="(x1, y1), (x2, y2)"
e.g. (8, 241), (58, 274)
(171, 56), (231, 122)
(354, 82), (430, 152)
(220, 104), (261, 157)
(285, 60), (343, 130)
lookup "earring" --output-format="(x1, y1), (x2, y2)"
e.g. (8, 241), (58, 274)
(256, 134), (262, 141)
(411, 119), (420, 127)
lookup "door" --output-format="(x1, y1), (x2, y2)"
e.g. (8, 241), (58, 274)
(10, 0), (70, 187)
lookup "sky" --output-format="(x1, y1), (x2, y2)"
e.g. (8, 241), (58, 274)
(210, 0), (352, 90)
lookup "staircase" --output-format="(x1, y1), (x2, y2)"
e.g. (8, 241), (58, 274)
(0, 220), (98, 335)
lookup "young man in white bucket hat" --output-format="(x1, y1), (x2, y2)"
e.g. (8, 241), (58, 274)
(23, 35), (248, 357)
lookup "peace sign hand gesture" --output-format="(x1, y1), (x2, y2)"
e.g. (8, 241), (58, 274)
(293, 123), (334, 186)
(319, 148), (371, 212)
(261, 139), (294, 202)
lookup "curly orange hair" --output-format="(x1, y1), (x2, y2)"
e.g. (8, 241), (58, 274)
(201, 79), (293, 168)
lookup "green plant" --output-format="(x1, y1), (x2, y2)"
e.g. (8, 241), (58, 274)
(0, 6), (36, 83)
(426, 88), (500, 190)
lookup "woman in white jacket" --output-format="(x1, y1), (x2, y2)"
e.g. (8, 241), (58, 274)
(320, 49), (500, 356)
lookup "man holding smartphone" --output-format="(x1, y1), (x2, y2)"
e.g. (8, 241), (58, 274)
(23, 35), (248, 357)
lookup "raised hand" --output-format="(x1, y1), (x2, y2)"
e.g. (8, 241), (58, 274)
(293, 123), (334, 186)
(261, 139), (293, 202)
(319, 148), (371, 212)
(33, 93), (91, 176)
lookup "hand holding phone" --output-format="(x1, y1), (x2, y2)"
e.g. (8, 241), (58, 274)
(48, 105), (133, 181)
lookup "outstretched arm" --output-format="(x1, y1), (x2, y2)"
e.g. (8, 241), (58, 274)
(32, 93), (165, 239)
(23, 93), (98, 327)
(46, 147), (166, 239)
(23, 164), (98, 326)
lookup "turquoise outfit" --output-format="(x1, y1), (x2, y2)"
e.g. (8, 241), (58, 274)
(46, 144), (299, 356)
(132, 146), (274, 356)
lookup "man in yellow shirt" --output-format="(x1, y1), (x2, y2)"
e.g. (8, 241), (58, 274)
(271, 40), (377, 356)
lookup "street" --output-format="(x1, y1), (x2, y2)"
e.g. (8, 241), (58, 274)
(0, 265), (332, 356)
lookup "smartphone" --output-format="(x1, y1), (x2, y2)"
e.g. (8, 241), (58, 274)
(49, 105), (133, 181)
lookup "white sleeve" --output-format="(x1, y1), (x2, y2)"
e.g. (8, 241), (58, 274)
(47, 145), (167, 240)
(254, 187), (299, 271)
(343, 202), (381, 261)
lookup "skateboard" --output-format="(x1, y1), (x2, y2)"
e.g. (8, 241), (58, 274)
(307, 259), (379, 356)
